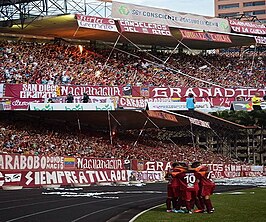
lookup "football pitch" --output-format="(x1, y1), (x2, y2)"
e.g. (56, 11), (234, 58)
(135, 188), (266, 222)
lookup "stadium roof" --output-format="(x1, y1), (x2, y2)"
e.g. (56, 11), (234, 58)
(0, 14), (256, 49)
(3, 109), (254, 132)
(176, 110), (258, 131)
(7, 110), (192, 131)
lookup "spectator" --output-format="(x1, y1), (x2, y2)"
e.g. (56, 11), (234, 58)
(0, 41), (265, 88)
(48, 98), (54, 103)
(66, 93), (74, 103)
(0, 118), (246, 165)
(252, 93), (262, 110)
(81, 92), (89, 103)
(263, 94), (266, 101)
(186, 93), (196, 111)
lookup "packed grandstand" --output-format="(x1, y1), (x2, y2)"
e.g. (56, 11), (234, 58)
(0, 41), (265, 88)
(0, 0), (265, 191)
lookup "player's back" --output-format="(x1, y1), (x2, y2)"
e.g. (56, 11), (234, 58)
(170, 167), (187, 187)
(195, 166), (215, 187)
(177, 170), (200, 191)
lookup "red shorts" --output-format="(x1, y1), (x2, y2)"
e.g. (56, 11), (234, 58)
(181, 190), (198, 201)
(201, 185), (215, 196)
(167, 185), (180, 198)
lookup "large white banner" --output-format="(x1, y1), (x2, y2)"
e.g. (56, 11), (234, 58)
(148, 102), (211, 111)
(112, 1), (231, 33)
(0, 84), (3, 98)
(29, 103), (115, 111)
(255, 36), (266, 45)
(76, 14), (118, 32)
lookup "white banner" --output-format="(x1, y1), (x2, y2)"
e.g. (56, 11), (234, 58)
(112, 1), (231, 33)
(251, 166), (264, 172)
(0, 84), (3, 98)
(29, 103), (115, 111)
(148, 102), (211, 111)
(189, 117), (210, 128)
(127, 170), (164, 182)
(255, 36), (266, 45)
(76, 14), (118, 32)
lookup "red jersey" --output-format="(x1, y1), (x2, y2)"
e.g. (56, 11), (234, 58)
(195, 166), (215, 187)
(177, 170), (201, 191)
(171, 167), (187, 187)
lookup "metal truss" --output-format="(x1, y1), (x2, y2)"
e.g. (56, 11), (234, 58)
(0, 0), (112, 29)
(220, 13), (261, 23)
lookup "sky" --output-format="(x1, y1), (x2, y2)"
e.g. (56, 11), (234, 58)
(117, 0), (215, 17)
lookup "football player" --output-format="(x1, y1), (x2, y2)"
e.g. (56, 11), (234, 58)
(192, 161), (215, 213)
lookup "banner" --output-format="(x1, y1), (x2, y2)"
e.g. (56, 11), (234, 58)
(128, 170), (164, 182)
(112, 1), (231, 33)
(180, 29), (231, 43)
(118, 97), (175, 109)
(229, 19), (266, 35)
(29, 103), (115, 111)
(4, 84), (266, 108)
(10, 98), (43, 110)
(146, 110), (178, 122)
(118, 20), (171, 36)
(149, 87), (266, 99)
(232, 101), (266, 111)
(189, 117), (210, 128)
(0, 154), (73, 171)
(131, 160), (264, 179)
(76, 14), (118, 32)
(255, 36), (266, 45)
(148, 101), (211, 110)
(76, 157), (125, 170)
(0, 100), (11, 111)
(0, 154), (127, 171)
(0, 169), (128, 188)
(0, 84), (3, 98)
(5, 84), (133, 98)
(131, 160), (172, 171)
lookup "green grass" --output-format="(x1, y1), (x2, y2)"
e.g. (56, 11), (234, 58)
(136, 188), (266, 222)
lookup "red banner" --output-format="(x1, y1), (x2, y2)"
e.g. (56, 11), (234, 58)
(76, 14), (118, 32)
(119, 20), (171, 36)
(118, 97), (174, 108)
(130, 160), (264, 179)
(76, 157), (125, 170)
(4, 84), (266, 108)
(146, 110), (178, 122)
(229, 19), (266, 35)
(0, 154), (74, 171)
(148, 86), (265, 100)
(180, 29), (231, 43)
(0, 154), (127, 171)
(10, 98), (43, 110)
(5, 84), (137, 98)
(0, 169), (128, 188)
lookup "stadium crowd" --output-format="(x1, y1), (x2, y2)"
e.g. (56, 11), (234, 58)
(0, 41), (265, 88)
(0, 118), (242, 164)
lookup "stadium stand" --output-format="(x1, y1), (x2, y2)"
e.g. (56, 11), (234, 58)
(0, 117), (244, 164)
(0, 41), (265, 88)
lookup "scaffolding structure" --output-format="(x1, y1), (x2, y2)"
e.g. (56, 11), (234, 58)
(0, 0), (112, 28)
(219, 13), (262, 23)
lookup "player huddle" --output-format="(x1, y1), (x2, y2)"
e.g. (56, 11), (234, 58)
(165, 161), (215, 214)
